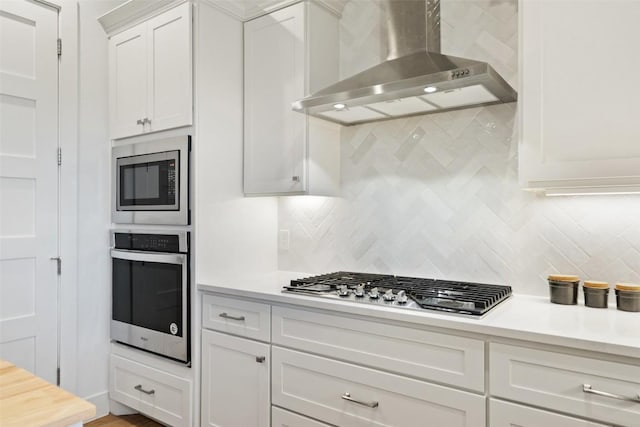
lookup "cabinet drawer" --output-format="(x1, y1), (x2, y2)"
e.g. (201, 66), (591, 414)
(202, 294), (270, 341)
(490, 343), (640, 427)
(272, 306), (485, 391)
(272, 407), (332, 427)
(272, 346), (485, 427)
(490, 399), (607, 427)
(109, 354), (191, 427)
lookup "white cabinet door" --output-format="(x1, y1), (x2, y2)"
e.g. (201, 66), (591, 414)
(108, 3), (192, 140)
(201, 330), (270, 427)
(109, 23), (148, 139)
(519, 0), (640, 193)
(146, 2), (192, 134)
(244, 2), (340, 196)
(244, 2), (306, 194)
(490, 399), (607, 427)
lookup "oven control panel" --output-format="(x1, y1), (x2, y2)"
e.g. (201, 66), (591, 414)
(114, 232), (182, 253)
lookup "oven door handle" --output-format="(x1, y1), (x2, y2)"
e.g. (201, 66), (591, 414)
(111, 249), (186, 265)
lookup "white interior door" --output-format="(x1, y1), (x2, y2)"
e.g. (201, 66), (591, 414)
(0, 0), (59, 384)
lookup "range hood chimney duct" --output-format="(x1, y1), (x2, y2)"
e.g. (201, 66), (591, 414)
(293, 0), (517, 126)
(386, 0), (439, 59)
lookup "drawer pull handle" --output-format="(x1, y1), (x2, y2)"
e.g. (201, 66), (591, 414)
(341, 392), (379, 408)
(219, 312), (245, 321)
(256, 356), (266, 363)
(582, 384), (640, 403)
(134, 384), (155, 395)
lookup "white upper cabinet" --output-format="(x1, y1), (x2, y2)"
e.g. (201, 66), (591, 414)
(244, 1), (340, 196)
(110, 24), (148, 139)
(109, 2), (192, 140)
(519, 0), (640, 194)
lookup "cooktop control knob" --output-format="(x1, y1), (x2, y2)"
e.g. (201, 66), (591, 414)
(354, 284), (365, 297)
(368, 287), (380, 299)
(396, 290), (408, 304)
(337, 285), (350, 297)
(383, 289), (395, 301)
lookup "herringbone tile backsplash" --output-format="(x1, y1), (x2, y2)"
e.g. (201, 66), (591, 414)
(278, 0), (640, 296)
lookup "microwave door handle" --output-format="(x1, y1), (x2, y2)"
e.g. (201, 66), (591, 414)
(110, 249), (186, 265)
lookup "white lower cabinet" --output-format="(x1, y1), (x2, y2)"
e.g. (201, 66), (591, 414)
(202, 294), (271, 342)
(198, 294), (640, 427)
(272, 346), (485, 427)
(490, 399), (608, 427)
(490, 343), (640, 427)
(109, 354), (192, 427)
(272, 306), (485, 392)
(201, 329), (270, 427)
(272, 407), (332, 427)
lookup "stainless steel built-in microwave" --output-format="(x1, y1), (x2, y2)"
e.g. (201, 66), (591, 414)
(112, 136), (190, 225)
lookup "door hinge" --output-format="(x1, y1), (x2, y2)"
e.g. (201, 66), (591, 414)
(56, 367), (60, 385)
(57, 147), (62, 166)
(57, 38), (62, 57)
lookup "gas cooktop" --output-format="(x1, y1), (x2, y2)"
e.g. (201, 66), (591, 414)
(283, 272), (512, 316)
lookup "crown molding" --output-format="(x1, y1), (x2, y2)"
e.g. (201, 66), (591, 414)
(313, 0), (349, 17)
(98, 0), (186, 36)
(204, 0), (348, 22)
(98, 0), (348, 35)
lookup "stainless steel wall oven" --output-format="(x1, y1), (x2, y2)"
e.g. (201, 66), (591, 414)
(111, 229), (190, 363)
(112, 135), (190, 225)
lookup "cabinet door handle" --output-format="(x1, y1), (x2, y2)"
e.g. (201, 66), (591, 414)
(219, 312), (245, 321)
(341, 392), (379, 408)
(134, 384), (155, 395)
(292, 176), (300, 182)
(256, 356), (265, 363)
(143, 117), (151, 125)
(583, 384), (640, 403)
(136, 119), (144, 125)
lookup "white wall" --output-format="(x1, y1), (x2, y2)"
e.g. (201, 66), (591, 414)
(195, 2), (278, 285)
(75, 0), (122, 415)
(278, 0), (640, 296)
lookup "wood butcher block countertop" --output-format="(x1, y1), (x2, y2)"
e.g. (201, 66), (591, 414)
(0, 360), (96, 427)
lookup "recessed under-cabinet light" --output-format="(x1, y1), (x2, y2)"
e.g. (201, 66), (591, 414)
(423, 86), (437, 93)
(545, 190), (640, 196)
(333, 103), (346, 110)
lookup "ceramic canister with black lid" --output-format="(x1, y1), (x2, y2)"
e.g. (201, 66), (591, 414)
(548, 274), (580, 305)
(583, 281), (609, 308)
(615, 283), (640, 312)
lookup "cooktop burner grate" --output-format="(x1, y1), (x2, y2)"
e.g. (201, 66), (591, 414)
(284, 271), (512, 316)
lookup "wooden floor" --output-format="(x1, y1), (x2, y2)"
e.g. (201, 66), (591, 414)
(86, 414), (164, 427)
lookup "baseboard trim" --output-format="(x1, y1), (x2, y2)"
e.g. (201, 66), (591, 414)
(84, 391), (110, 421)
(108, 399), (138, 416)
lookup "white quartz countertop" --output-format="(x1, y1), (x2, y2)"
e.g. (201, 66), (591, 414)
(198, 271), (640, 360)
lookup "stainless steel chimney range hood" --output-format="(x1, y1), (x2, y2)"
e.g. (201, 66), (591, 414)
(292, 0), (517, 126)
